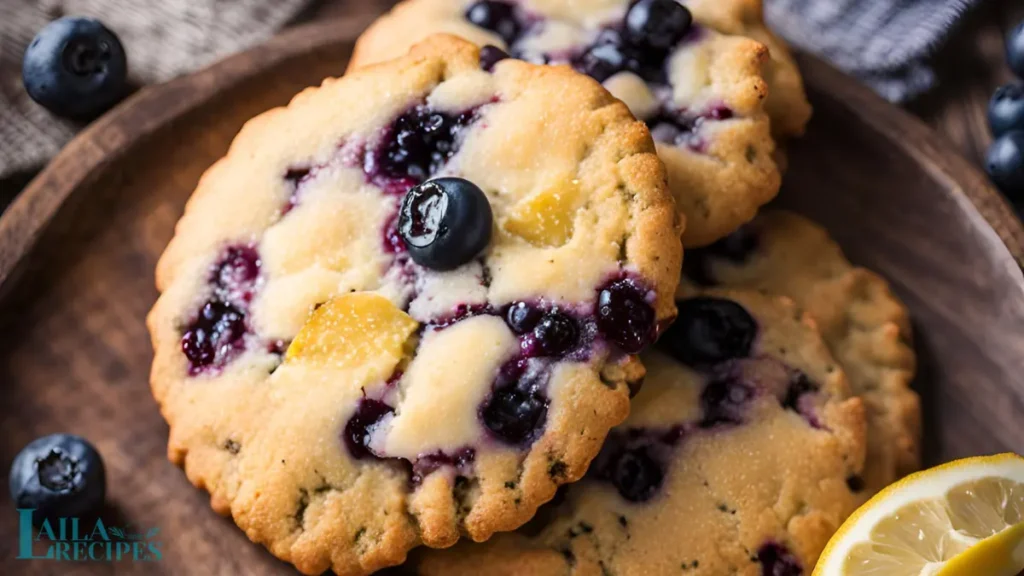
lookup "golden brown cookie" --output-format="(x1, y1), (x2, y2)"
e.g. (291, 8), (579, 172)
(416, 289), (866, 575)
(681, 210), (919, 497)
(147, 35), (682, 575)
(349, 0), (789, 246)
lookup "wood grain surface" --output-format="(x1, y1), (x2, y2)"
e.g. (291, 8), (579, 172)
(0, 11), (1023, 576)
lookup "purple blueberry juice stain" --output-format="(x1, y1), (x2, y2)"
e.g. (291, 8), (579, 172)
(281, 166), (312, 216)
(411, 448), (476, 485)
(182, 245), (264, 375)
(382, 210), (407, 253)
(699, 371), (756, 428)
(757, 543), (802, 576)
(479, 45), (511, 71)
(481, 358), (550, 445)
(344, 399), (395, 460)
(683, 224), (759, 286)
(589, 426), (684, 502)
(782, 372), (824, 429)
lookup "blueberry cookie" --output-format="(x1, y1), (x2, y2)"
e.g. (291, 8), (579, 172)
(146, 35), (682, 575)
(682, 210), (919, 497)
(350, 0), (788, 246)
(416, 289), (867, 575)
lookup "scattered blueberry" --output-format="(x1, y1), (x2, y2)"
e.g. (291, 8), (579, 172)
(398, 177), (494, 270)
(481, 361), (549, 445)
(181, 301), (247, 373)
(531, 313), (578, 356)
(22, 17), (128, 120)
(596, 279), (656, 353)
(465, 0), (522, 44)
(378, 106), (477, 184)
(1007, 20), (1024, 79)
(661, 297), (757, 368)
(623, 0), (693, 53)
(479, 45), (511, 71)
(343, 399), (394, 460)
(698, 373), (754, 428)
(989, 84), (1024, 137)
(506, 301), (542, 334)
(757, 543), (802, 576)
(986, 130), (1024, 194)
(9, 434), (106, 524)
(412, 448), (476, 484)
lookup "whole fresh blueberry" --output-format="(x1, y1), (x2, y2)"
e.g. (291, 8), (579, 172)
(624, 0), (693, 53)
(9, 434), (106, 524)
(989, 84), (1024, 137)
(465, 1), (521, 44)
(22, 17), (128, 120)
(986, 130), (1024, 194)
(661, 297), (757, 368)
(595, 278), (656, 353)
(1007, 20), (1024, 79)
(399, 177), (493, 270)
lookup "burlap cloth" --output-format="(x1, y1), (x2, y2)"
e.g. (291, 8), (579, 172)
(0, 0), (313, 178)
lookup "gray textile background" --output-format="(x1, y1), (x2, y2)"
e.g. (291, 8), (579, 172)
(766, 0), (983, 102)
(0, 0), (986, 178)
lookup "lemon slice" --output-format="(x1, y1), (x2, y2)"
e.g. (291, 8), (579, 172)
(814, 453), (1024, 576)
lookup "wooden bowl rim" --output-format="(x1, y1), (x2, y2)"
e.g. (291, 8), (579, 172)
(0, 19), (1021, 294)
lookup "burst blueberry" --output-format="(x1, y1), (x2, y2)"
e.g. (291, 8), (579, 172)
(662, 297), (757, 368)
(181, 301), (246, 373)
(9, 434), (106, 524)
(757, 543), (802, 576)
(532, 313), (578, 356)
(398, 177), (494, 270)
(344, 399), (394, 460)
(22, 17), (128, 120)
(699, 374), (754, 428)
(378, 107), (476, 184)
(481, 362), (548, 445)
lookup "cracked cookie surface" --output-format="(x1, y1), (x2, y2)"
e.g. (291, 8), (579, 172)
(147, 35), (681, 576)
(681, 210), (920, 497)
(415, 289), (866, 575)
(349, 0), (791, 246)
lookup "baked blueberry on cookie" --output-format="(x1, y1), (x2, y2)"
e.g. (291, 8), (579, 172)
(349, 0), (810, 246)
(147, 35), (682, 575)
(682, 210), (919, 497)
(416, 290), (867, 575)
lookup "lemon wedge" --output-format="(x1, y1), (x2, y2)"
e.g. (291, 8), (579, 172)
(814, 453), (1024, 576)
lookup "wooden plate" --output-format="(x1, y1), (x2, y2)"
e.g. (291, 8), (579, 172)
(1, 20), (1023, 575)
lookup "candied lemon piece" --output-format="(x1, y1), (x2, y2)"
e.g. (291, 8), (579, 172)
(504, 178), (582, 247)
(286, 293), (418, 376)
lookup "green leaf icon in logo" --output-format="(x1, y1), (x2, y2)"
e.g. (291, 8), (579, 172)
(109, 527), (125, 539)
